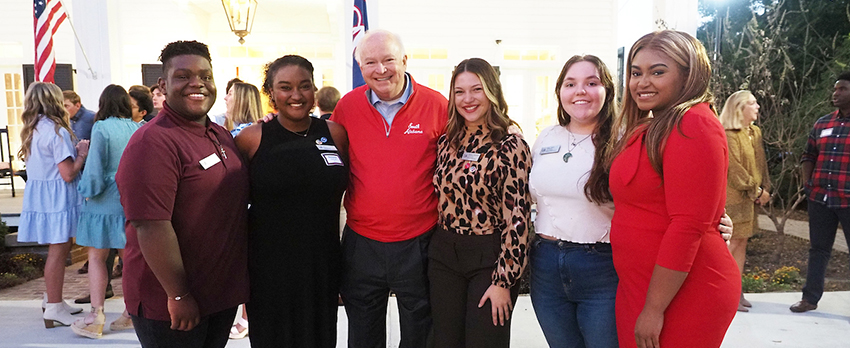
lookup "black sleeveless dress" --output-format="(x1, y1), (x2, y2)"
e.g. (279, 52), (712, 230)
(246, 118), (348, 347)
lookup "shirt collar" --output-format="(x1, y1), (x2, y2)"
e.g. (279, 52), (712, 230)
(370, 73), (413, 107)
(159, 102), (215, 138)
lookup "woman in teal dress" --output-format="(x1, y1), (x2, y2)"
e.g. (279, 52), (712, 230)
(71, 85), (141, 339)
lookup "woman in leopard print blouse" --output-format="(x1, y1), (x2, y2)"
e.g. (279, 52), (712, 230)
(430, 58), (532, 347)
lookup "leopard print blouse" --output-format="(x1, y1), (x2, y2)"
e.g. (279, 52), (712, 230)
(433, 125), (532, 288)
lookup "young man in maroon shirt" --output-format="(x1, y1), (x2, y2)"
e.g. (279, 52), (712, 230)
(116, 40), (249, 347)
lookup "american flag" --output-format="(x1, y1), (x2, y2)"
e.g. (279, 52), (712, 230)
(33, 0), (66, 83)
(352, 0), (368, 88)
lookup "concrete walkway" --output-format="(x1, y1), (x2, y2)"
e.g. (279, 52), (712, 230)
(0, 290), (849, 347)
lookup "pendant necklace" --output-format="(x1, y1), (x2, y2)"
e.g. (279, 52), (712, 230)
(563, 126), (592, 163)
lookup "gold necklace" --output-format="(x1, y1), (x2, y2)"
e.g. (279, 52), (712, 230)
(284, 117), (312, 137)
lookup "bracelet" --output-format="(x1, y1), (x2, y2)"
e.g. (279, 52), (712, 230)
(757, 187), (763, 197)
(169, 291), (191, 301)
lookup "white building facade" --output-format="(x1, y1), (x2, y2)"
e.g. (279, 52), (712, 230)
(0, 0), (698, 163)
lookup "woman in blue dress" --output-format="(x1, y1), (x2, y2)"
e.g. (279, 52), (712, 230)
(70, 85), (141, 338)
(17, 82), (89, 328)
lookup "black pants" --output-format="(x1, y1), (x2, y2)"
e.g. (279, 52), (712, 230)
(340, 226), (433, 348)
(428, 228), (518, 348)
(130, 305), (237, 348)
(802, 201), (850, 304)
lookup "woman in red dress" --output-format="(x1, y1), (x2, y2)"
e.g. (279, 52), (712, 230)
(608, 30), (740, 348)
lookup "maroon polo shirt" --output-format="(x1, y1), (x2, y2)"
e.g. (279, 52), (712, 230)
(116, 103), (249, 321)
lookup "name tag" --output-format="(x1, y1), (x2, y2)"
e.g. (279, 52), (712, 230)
(461, 152), (481, 161)
(821, 128), (834, 137)
(199, 153), (221, 170)
(322, 153), (344, 166)
(540, 145), (561, 155)
(316, 144), (338, 151)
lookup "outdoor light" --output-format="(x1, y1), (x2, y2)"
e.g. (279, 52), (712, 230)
(222, 0), (258, 45)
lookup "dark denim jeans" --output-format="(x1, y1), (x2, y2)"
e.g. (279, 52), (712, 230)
(802, 202), (850, 304)
(130, 306), (237, 348)
(529, 237), (619, 348)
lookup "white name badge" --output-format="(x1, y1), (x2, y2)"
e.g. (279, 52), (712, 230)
(317, 144), (338, 151)
(461, 152), (481, 161)
(322, 153), (344, 166)
(199, 153), (221, 170)
(821, 128), (834, 137)
(540, 145), (561, 155)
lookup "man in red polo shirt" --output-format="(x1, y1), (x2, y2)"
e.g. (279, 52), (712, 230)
(116, 40), (249, 347)
(332, 30), (448, 348)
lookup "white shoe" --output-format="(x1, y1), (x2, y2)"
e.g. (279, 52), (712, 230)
(41, 292), (83, 314)
(43, 302), (75, 328)
(229, 316), (249, 339)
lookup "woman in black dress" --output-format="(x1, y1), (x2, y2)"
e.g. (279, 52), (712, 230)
(234, 55), (349, 347)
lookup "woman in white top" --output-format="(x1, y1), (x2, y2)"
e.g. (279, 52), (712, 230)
(529, 55), (620, 348)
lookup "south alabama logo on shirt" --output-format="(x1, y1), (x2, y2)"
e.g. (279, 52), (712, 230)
(404, 123), (424, 135)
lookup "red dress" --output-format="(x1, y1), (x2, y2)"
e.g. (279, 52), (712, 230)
(609, 103), (740, 348)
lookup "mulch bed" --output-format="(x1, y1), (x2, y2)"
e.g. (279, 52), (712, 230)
(746, 228), (850, 291)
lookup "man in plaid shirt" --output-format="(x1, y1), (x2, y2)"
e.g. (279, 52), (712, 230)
(791, 71), (850, 313)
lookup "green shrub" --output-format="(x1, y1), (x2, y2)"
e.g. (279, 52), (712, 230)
(0, 272), (21, 289)
(0, 253), (45, 290)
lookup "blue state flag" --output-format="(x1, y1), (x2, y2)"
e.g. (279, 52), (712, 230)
(352, 0), (369, 88)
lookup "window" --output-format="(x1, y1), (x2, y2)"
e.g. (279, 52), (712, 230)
(4, 73), (24, 167)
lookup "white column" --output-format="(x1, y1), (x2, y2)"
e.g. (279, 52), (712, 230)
(68, 0), (115, 109)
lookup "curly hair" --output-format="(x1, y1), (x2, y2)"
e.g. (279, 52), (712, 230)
(159, 40), (211, 72)
(18, 82), (75, 161)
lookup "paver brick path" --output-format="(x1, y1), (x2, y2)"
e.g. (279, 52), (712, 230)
(0, 260), (123, 301)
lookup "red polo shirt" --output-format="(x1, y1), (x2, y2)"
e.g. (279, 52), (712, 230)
(116, 103), (250, 320)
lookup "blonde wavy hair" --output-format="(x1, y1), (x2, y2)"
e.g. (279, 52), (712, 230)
(225, 82), (263, 131)
(719, 90), (754, 130)
(611, 30), (716, 178)
(18, 82), (75, 162)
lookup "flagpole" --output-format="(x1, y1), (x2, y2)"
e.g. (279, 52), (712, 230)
(57, 0), (97, 79)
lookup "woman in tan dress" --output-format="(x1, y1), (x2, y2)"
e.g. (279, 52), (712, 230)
(719, 90), (771, 312)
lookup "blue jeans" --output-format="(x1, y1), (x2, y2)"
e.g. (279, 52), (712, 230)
(802, 201), (850, 304)
(529, 237), (619, 348)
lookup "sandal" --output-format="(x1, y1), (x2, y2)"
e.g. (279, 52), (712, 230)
(109, 312), (134, 331)
(229, 316), (249, 339)
(70, 307), (105, 338)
